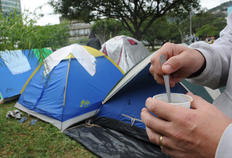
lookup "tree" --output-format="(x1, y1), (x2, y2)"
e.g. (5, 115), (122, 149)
(143, 16), (184, 50)
(192, 11), (226, 40)
(191, 11), (226, 35)
(196, 24), (218, 39)
(144, 17), (169, 49)
(165, 11), (227, 43)
(0, 12), (69, 51)
(91, 18), (130, 43)
(32, 23), (69, 50)
(166, 10), (190, 43)
(50, 0), (200, 40)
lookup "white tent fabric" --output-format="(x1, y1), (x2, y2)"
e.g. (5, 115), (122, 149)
(101, 35), (150, 72)
(204, 86), (221, 100)
(0, 50), (31, 75)
(44, 44), (96, 76)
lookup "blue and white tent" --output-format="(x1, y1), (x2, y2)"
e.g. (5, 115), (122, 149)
(95, 54), (188, 129)
(15, 44), (124, 131)
(64, 54), (189, 157)
(64, 53), (221, 158)
(0, 49), (52, 103)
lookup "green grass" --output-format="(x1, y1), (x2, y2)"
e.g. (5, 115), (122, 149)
(0, 101), (97, 158)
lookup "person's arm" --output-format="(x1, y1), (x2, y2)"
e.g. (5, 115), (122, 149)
(189, 13), (232, 89)
(215, 123), (232, 158)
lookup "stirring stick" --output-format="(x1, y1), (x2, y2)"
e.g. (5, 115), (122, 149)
(159, 55), (172, 103)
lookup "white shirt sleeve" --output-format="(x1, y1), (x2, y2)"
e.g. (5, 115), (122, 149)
(188, 14), (232, 158)
(189, 13), (232, 89)
(215, 123), (232, 158)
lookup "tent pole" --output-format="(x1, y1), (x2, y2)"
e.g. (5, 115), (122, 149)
(63, 58), (71, 106)
(61, 58), (71, 130)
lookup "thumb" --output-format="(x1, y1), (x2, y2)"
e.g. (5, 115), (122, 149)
(187, 92), (209, 109)
(162, 53), (185, 74)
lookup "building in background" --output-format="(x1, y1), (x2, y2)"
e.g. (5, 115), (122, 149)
(0, 0), (21, 15)
(67, 20), (91, 44)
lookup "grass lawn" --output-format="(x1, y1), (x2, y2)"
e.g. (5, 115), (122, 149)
(0, 101), (97, 158)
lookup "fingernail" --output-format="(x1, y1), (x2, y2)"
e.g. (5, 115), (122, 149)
(152, 98), (157, 104)
(163, 64), (172, 72)
(141, 108), (147, 112)
(145, 97), (152, 108)
(145, 103), (150, 109)
(146, 98), (156, 109)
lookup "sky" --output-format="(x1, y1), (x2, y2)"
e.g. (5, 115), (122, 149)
(21, 0), (231, 26)
(200, 0), (230, 9)
(21, 0), (60, 26)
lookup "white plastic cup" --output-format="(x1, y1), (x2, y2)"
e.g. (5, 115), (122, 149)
(153, 93), (193, 108)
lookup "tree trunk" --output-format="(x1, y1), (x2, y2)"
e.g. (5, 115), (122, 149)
(178, 28), (184, 43)
(134, 30), (142, 40)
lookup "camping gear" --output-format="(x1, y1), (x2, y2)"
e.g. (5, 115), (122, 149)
(18, 117), (27, 123)
(64, 53), (221, 157)
(64, 54), (188, 157)
(101, 35), (150, 72)
(15, 46), (221, 157)
(30, 119), (38, 125)
(6, 110), (22, 119)
(0, 49), (52, 103)
(15, 44), (124, 131)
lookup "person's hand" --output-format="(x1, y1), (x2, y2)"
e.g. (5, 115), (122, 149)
(150, 43), (205, 87)
(141, 93), (232, 158)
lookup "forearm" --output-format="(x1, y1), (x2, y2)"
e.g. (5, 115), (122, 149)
(188, 41), (224, 89)
(188, 17), (232, 89)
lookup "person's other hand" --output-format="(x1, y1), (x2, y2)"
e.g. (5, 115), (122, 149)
(141, 93), (232, 158)
(150, 43), (205, 87)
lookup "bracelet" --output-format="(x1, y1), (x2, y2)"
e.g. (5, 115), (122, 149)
(188, 52), (206, 78)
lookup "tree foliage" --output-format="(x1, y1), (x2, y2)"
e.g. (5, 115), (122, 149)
(192, 11), (226, 35)
(143, 16), (183, 49)
(144, 17), (170, 49)
(91, 18), (130, 43)
(163, 11), (227, 43)
(166, 10), (190, 43)
(192, 12), (226, 39)
(33, 23), (69, 49)
(0, 12), (69, 51)
(50, 0), (200, 40)
(196, 24), (218, 39)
